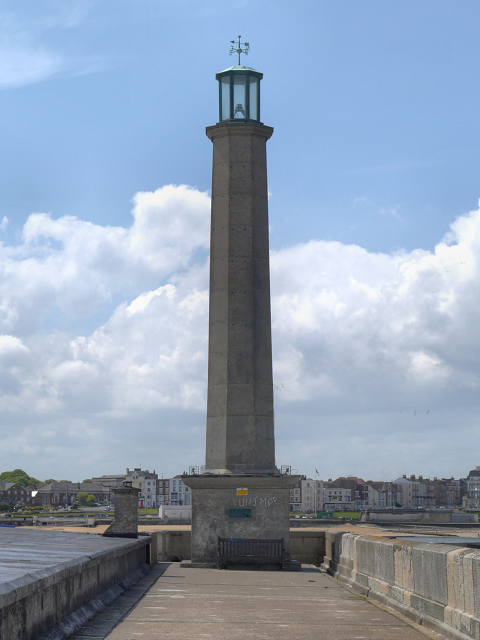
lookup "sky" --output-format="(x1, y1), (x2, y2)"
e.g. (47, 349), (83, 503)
(1, 0), (480, 484)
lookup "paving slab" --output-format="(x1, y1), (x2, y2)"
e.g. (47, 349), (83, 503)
(92, 563), (439, 640)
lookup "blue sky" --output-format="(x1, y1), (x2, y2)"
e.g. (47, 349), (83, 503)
(1, 0), (480, 483)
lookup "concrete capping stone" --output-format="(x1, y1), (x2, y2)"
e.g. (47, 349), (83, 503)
(472, 553), (480, 617)
(323, 531), (480, 640)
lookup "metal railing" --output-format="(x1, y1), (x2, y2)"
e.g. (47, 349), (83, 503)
(187, 464), (294, 475)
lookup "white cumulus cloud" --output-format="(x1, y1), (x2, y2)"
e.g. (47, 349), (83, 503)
(0, 186), (479, 482)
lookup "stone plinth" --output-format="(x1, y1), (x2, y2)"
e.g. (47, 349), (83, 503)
(103, 485), (140, 538)
(182, 473), (299, 565)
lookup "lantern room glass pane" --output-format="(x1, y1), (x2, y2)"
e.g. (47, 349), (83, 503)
(221, 76), (230, 121)
(233, 75), (246, 118)
(249, 77), (258, 120)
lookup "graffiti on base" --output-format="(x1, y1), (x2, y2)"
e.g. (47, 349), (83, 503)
(232, 496), (277, 507)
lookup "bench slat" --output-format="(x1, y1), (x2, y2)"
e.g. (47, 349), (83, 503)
(218, 537), (285, 570)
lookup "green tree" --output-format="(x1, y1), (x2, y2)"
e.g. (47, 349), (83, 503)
(82, 479), (92, 483)
(0, 502), (10, 511)
(15, 501), (25, 510)
(77, 492), (88, 505)
(0, 469), (40, 487)
(44, 479), (58, 484)
(86, 494), (96, 505)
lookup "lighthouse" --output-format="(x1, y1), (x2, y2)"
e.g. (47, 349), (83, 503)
(183, 39), (299, 568)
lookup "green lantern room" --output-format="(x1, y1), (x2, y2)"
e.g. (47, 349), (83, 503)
(216, 66), (263, 123)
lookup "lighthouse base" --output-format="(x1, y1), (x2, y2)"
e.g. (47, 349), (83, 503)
(182, 473), (299, 567)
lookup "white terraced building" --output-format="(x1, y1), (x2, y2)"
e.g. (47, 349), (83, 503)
(168, 475), (191, 506)
(467, 466), (480, 509)
(125, 468), (158, 509)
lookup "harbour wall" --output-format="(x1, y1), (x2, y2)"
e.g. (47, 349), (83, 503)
(322, 530), (480, 640)
(149, 529), (326, 565)
(1, 534), (150, 640)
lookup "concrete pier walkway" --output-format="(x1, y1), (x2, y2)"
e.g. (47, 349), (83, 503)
(72, 563), (440, 640)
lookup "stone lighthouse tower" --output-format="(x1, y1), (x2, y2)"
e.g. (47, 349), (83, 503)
(183, 40), (298, 567)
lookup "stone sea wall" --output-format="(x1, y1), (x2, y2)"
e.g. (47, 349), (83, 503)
(150, 529), (325, 565)
(0, 535), (150, 640)
(322, 530), (480, 640)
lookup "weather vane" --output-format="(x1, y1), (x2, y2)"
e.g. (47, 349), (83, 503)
(229, 36), (249, 65)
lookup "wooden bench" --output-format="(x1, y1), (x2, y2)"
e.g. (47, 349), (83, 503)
(217, 537), (285, 570)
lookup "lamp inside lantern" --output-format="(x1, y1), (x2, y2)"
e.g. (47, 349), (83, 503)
(216, 65), (263, 123)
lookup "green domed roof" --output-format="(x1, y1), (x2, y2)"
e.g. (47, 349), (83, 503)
(216, 65), (263, 80)
(218, 64), (260, 73)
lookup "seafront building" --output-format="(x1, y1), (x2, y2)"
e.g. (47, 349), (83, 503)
(0, 481), (33, 507)
(287, 471), (471, 513)
(124, 468), (158, 508)
(168, 475), (191, 506)
(1, 465), (476, 511)
(33, 481), (111, 506)
(466, 466), (480, 509)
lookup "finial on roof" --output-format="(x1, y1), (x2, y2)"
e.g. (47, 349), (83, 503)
(229, 35), (249, 65)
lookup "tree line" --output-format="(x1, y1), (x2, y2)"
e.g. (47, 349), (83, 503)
(0, 469), (94, 488)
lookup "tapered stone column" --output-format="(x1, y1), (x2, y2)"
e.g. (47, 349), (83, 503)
(205, 121), (276, 475)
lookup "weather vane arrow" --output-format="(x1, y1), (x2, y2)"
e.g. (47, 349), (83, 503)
(229, 35), (249, 65)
